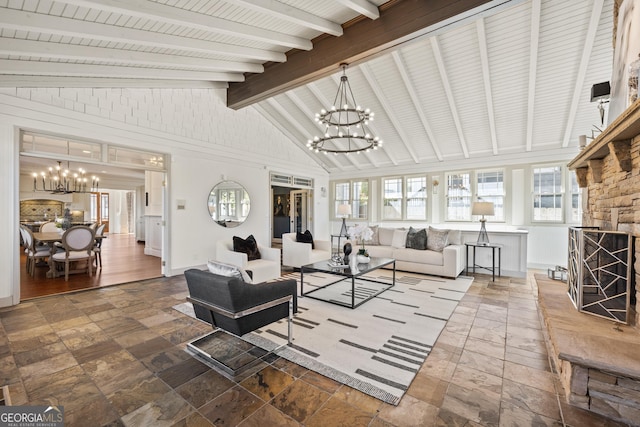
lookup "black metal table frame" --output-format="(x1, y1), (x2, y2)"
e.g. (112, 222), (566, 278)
(465, 243), (501, 281)
(300, 258), (396, 309)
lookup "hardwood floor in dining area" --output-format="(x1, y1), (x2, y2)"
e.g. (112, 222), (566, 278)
(20, 233), (162, 300)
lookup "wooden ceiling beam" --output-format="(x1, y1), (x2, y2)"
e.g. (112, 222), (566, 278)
(227, 0), (495, 109)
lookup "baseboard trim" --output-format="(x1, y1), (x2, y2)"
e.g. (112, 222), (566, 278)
(0, 295), (16, 308)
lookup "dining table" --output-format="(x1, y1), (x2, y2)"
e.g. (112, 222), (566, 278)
(32, 231), (106, 278)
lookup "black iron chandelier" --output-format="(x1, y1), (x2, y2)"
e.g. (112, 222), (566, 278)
(32, 161), (99, 194)
(307, 64), (382, 155)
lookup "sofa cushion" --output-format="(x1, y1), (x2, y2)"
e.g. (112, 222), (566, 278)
(245, 259), (280, 283)
(296, 230), (315, 249)
(393, 248), (444, 266)
(233, 234), (261, 260)
(405, 227), (427, 250)
(365, 245), (394, 258)
(391, 229), (408, 248)
(378, 227), (395, 246)
(207, 260), (252, 283)
(427, 227), (449, 252)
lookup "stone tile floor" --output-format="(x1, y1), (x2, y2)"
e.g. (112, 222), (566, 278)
(0, 272), (627, 426)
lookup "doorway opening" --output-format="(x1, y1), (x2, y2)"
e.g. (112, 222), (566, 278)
(18, 131), (166, 299)
(270, 173), (314, 246)
(89, 192), (110, 232)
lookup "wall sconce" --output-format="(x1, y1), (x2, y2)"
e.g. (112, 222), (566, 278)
(320, 186), (327, 197)
(432, 179), (439, 194)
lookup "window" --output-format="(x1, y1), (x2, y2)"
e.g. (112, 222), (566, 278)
(218, 189), (236, 219)
(334, 182), (350, 217)
(100, 194), (109, 223)
(405, 176), (427, 220)
(446, 172), (471, 221)
(569, 171), (582, 223)
(533, 165), (563, 221)
(477, 170), (504, 221)
(382, 177), (402, 220)
(89, 193), (97, 222)
(332, 180), (369, 219)
(352, 180), (369, 220)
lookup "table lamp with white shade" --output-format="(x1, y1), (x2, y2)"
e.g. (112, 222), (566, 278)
(472, 201), (494, 245)
(337, 204), (352, 237)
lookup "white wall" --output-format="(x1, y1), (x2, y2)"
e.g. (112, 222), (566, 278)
(0, 87), (329, 306)
(0, 123), (19, 306)
(522, 225), (570, 269)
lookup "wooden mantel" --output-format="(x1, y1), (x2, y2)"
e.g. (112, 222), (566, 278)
(568, 98), (640, 170)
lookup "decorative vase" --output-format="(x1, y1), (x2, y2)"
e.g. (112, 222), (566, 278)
(343, 242), (352, 265)
(356, 254), (370, 264)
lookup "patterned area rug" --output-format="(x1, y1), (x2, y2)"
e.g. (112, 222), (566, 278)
(175, 271), (473, 405)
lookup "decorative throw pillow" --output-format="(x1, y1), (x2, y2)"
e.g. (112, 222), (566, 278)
(233, 234), (261, 260)
(430, 228), (461, 245)
(368, 225), (380, 246)
(427, 227), (449, 252)
(391, 229), (409, 248)
(377, 227), (395, 246)
(405, 227), (427, 250)
(207, 260), (253, 283)
(296, 230), (315, 249)
(446, 229), (462, 245)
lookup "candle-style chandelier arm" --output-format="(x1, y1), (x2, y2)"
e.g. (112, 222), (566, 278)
(31, 161), (100, 194)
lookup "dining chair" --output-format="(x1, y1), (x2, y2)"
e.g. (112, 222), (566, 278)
(39, 221), (64, 253)
(93, 223), (106, 268)
(21, 226), (52, 277)
(19, 226), (30, 272)
(50, 226), (96, 281)
(40, 221), (59, 232)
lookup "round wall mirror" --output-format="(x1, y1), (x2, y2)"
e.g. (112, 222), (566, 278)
(208, 180), (250, 228)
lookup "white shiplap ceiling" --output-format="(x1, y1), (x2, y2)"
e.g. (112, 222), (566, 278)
(0, 0), (615, 177)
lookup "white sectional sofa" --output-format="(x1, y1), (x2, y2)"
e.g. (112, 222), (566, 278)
(358, 226), (465, 278)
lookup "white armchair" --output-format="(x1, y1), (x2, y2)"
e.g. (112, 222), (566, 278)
(216, 240), (281, 284)
(282, 232), (331, 268)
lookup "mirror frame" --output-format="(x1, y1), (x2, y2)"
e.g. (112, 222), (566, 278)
(207, 180), (250, 228)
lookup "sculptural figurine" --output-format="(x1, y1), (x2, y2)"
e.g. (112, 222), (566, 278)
(343, 242), (352, 265)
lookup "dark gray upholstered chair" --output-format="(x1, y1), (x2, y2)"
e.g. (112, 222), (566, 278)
(184, 269), (297, 344)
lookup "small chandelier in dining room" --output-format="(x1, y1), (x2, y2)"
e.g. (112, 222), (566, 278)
(32, 161), (99, 194)
(307, 63), (382, 155)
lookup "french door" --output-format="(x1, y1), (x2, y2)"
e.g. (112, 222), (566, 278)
(289, 190), (310, 234)
(90, 192), (110, 232)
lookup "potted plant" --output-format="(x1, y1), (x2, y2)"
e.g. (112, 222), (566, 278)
(348, 224), (373, 263)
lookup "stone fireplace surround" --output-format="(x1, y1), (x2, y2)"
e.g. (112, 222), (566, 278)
(569, 98), (640, 325)
(542, 98), (640, 425)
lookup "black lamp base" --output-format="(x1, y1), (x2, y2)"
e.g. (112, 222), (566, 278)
(340, 218), (348, 237)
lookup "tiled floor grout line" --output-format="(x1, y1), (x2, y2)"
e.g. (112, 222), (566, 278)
(3, 272), (626, 426)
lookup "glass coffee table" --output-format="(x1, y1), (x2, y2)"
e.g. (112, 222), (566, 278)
(300, 257), (396, 309)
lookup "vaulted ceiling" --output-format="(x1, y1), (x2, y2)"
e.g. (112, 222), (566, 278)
(1, 0), (614, 177)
